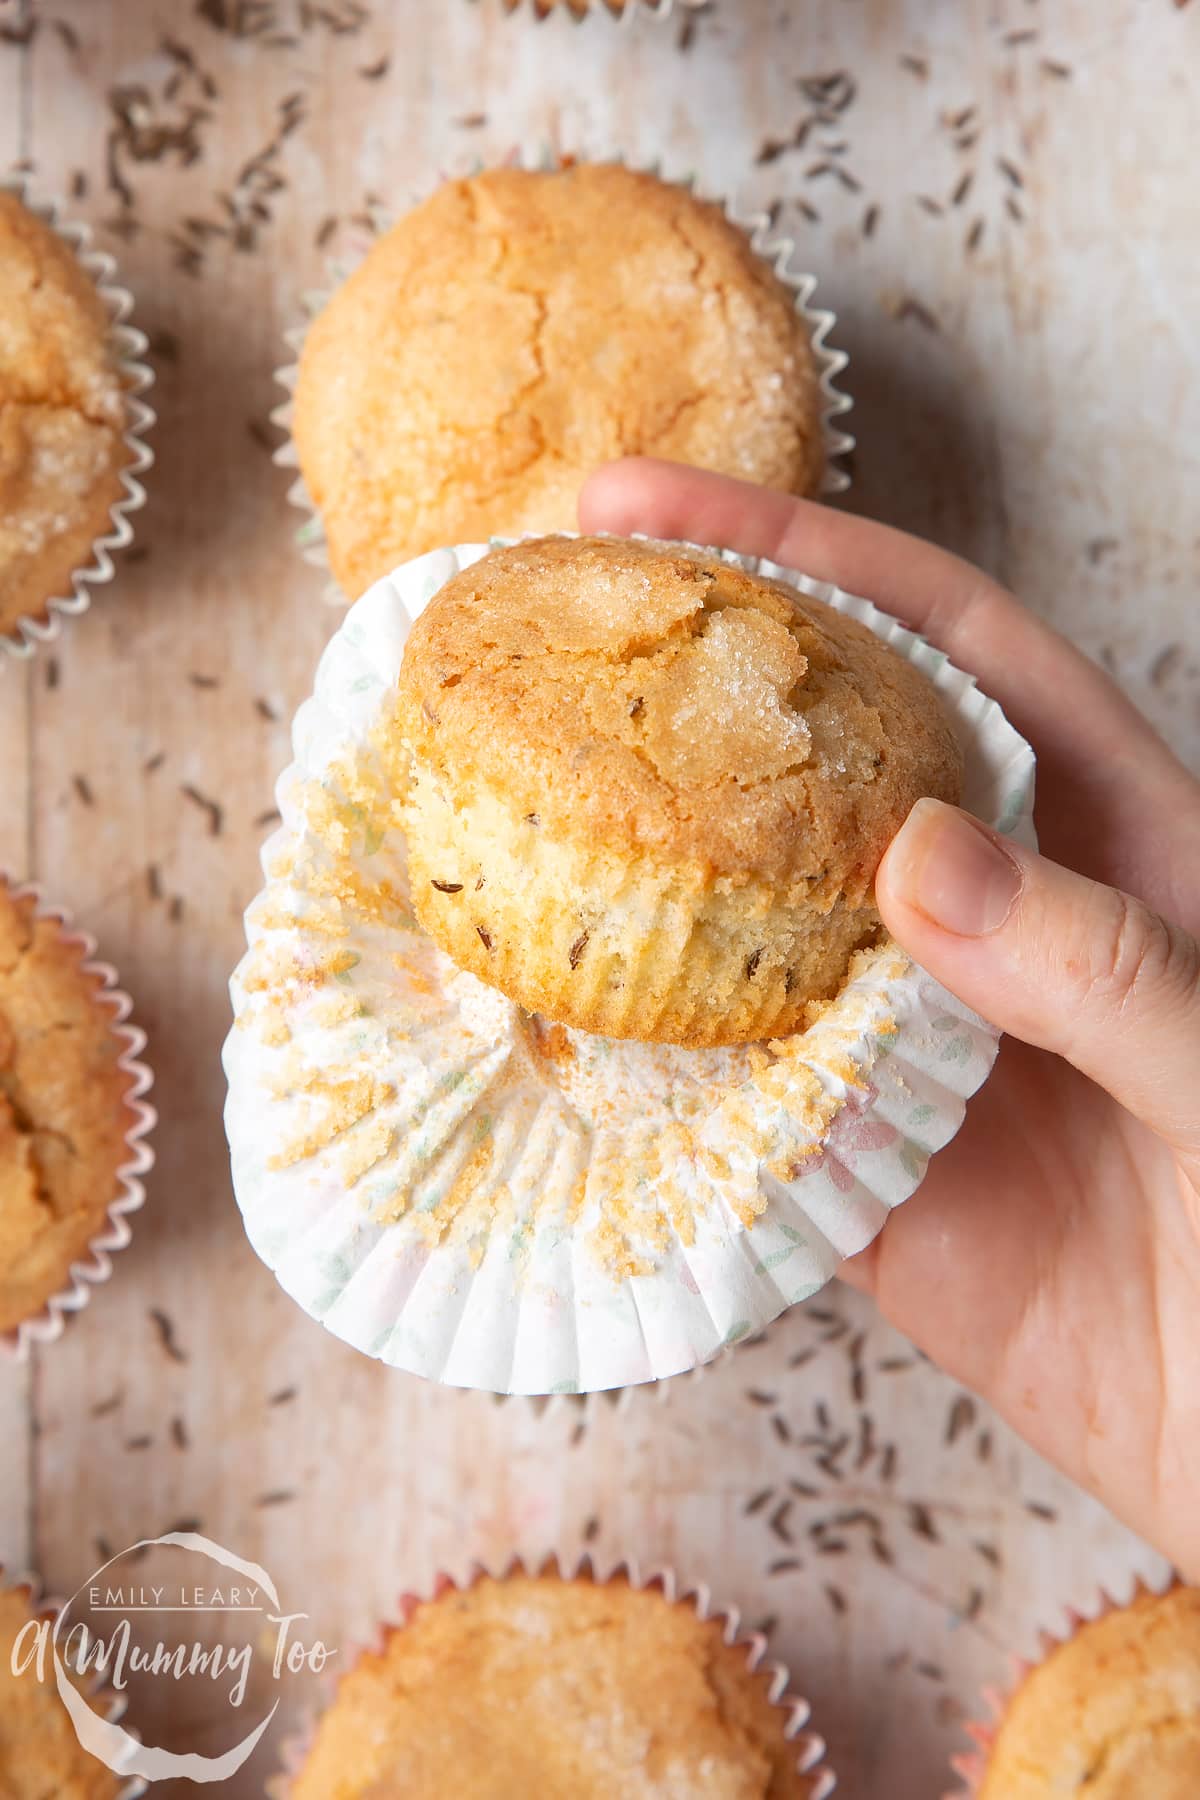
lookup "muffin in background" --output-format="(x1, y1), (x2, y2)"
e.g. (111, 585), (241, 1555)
(294, 164), (830, 597)
(0, 190), (132, 642)
(0, 1580), (123, 1799)
(966, 1585), (1200, 1799)
(288, 1568), (830, 1798)
(394, 534), (962, 1047)
(0, 880), (149, 1338)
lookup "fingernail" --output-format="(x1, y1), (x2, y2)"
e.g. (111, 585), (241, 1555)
(887, 798), (1023, 937)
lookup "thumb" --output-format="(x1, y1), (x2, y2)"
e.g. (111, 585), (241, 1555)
(876, 798), (1200, 1156)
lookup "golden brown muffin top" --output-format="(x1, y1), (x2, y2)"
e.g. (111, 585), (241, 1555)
(0, 885), (135, 1334)
(979, 1587), (1200, 1800)
(396, 536), (962, 891)
(294, 165), (825, 597)
(0, 1585), (121, 1800)
(0, 192), (127, 634)
(291, 1573), (818, 1799)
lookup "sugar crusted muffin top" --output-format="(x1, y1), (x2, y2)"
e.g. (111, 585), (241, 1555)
(979, 1586), (1200, 1800)
(290, 1572), (819, 1798)
(294, 165), (825, 597)
(0, 192), (128, 635)
(0, 886), (135, 1334)
(397, 536), (962, 897)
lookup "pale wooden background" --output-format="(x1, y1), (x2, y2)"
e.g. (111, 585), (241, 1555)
(0, 1), (1195, 1794)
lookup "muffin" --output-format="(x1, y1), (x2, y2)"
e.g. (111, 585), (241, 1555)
(0, 1581), (122, 1799)
(289, 1570), (825, 1798)
(0, 191), (131, 640)
(394, 534), (963, 1047)
(0, 882), (142, 1335)
(972, 1586), (1200, 1799)
(293, 164), (828, 597)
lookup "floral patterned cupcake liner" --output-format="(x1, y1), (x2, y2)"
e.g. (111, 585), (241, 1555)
(266, 1552), (835, 1798)
(0, 1567), (146, 1795)
(0, 877), (155, 1358)
(272, 147), (853, 603)
(224, 537), (1035, 1395)
(0, 171), (155, 664)
(945, 1575), (1186, 1796)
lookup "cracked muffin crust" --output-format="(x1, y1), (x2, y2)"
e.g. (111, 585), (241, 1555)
(0, 191), (130, 639)
(294, 164), (826, 597)
(0, 1583), (121, 1800)
(290, 1571), (820, 1799)
(977, 1586), (1200, 1799)
(0, 884), (136, 1334)
(394, 535), (962, 1047)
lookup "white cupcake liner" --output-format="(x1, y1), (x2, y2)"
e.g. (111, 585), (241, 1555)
(272, 149), (853, 602)
(0, 172), (155, 663)
(266, 1552), (835, 1798)
(224, 536), (1036, 1395)
(946, 1576), (1185, 1797)
(481, 0), (695, 21)
(0, 878), (156, 1358)
(0, 1568), (146, 1796)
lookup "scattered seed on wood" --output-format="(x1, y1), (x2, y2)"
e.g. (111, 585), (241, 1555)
(431, 879), (463, 894)
(1025, 1499), (1058, 1521)
(169, 895), (185, 923)
(359, 53), (389, 77)
(255, 697), (279, 722)
(476, 926), (494, 950)
(815, 1400), (831, 1430)
(788, 1479), (822, 1500)
(166, 1517), (202, 1538)
(126, 1434), (153, 1451)
(247, 418), (275, 453)
(916, 1660), (945, 1681)
(1150, 644), (1182, 686)
(71, 169), (88, 198)
(255, 807), (282, 829)
(455, 110), (488, 128)
(768, 1557), (803, 1576)
(747, 1388), (778, 1407)
(908, 1501), (941, 1541)
(824, 1583), (847, 1614)
(952, 171), (974, 206)
(146, 864), (162, 900)
(964, 1586), (985, 1622)
(73, 775), (94, 807)
(966, 217), (986, 254)
(880, 1444), (898, 1482)
(877, 1356), (913, 1373)
(144, 751), (165, 774)
(917, 195), (943, 216)
(771, 1414), (791, 1444)
(171, 1416), (189, 1450)
(1041, 58), (1073, 78)
(817, 1538), (848, 1555)
(997, 156), (1025, 189)
(1006, 195), (1026, 224)
(1087, 536), (1119, 565)
(182, 784), (223, 835)
(899, 54), (929, 78)
(744, 1486), (775, 1516)
(189, 672), (219, 689)
(256, 1489), (296, 1507)
(91, 1390), (124, 1418)
(95, 1536), (114, 1562)
(974, 1540), (1002, 1568)
(894, 296), (941, 333)
(569, 931), (590, 969)
(269, 1385), (297, 1406)
(46, 657), (59, 690)
(871, 1535), (895, 1566)
(769, 1500), (794, 1544)
(1003, 27), (1038, 46)
(788, 1347), (817, 1369)
(583, 1515), (600, 1542)
(150, 1307), (188, 1364)
(945, 1393), (976, 1445)
(862, 202), (880, 237)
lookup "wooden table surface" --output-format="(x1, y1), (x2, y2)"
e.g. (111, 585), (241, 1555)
(0, 1), (1195, 1794)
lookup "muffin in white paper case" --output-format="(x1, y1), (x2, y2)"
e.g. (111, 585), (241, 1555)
(0, 879), (155, 1358)
(268, 1553), (835, 1798)
(0, 172), (155, 663)
(223, 536), (1035, 1395)
(272, 149), (853, 600)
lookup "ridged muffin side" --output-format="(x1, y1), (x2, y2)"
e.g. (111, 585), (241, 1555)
(394, 536), (962, 1048)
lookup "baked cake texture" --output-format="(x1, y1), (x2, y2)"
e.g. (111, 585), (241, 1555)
(294, 164), (827, 597)
(0, 1583), (121, 1799)
(394, 535), (962, 1047)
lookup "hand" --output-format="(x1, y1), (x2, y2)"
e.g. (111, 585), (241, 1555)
(580, 459), (1200, 1578)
